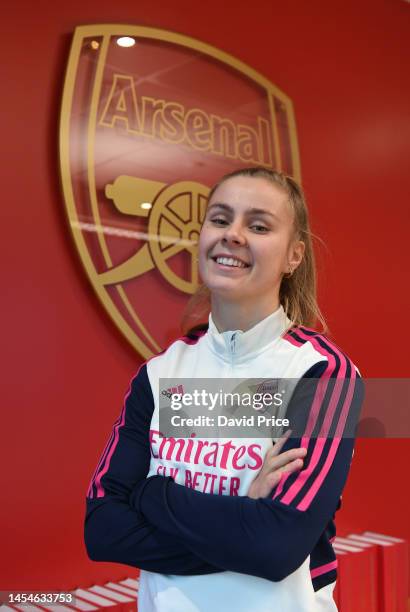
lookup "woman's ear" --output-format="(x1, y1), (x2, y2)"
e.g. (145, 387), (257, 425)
(289, 239), (305, 271)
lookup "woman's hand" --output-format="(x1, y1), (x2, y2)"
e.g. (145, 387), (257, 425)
(247, 431), (307, 499)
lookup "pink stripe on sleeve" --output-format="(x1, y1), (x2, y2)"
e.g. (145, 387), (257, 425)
(274, 328), (356, 510)
(92, 362), (145, 498)
(94, 404), (127, 498)
(279, 437), (327, 505)
(310, 560), (338, 579)
(274, 330), (337, 504)
(297, 376), (356, 510)
(87, 401), (129, 498)
(87, 423), (119, 498)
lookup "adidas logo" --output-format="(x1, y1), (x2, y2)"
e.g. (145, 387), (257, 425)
(161, 384), (184, 399)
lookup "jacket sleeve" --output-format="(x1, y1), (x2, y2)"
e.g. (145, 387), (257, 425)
(130, 355), (364, 583)
(84, 362), (222, 575)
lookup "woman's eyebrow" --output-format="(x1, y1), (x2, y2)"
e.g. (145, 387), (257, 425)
(207, 202), (279, 220)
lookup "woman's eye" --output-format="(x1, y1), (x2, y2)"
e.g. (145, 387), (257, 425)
(251, 224), (269, 233)
(210, 217), (228, 226)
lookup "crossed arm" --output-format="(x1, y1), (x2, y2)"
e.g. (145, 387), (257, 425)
(85, 359), (363, 582)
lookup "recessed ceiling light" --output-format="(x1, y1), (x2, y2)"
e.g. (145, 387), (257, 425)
(90, 40), (100, 50)
(140, 202), (152, 210)
(117, 36), (136, 48)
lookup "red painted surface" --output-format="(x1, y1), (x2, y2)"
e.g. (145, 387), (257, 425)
(1, 0), (409, 593)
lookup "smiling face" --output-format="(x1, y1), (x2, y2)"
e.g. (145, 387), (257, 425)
(198, 176), (305, 309)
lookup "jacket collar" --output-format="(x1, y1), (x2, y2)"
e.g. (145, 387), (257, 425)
(206, 305), (291, 362)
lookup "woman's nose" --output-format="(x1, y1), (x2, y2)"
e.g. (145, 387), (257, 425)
(222, 223), (247, 246)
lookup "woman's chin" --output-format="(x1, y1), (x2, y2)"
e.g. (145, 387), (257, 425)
(206, 281), (251, 301)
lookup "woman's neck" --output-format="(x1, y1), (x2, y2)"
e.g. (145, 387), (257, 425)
(210, 295), (281, 333)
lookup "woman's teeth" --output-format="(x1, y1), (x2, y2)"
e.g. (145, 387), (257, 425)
(215, 257), (247, 268)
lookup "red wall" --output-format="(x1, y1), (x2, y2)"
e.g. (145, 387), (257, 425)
(2, 0), (409, 591)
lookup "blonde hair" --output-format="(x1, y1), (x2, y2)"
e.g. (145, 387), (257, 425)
(181, 167), (327, 335)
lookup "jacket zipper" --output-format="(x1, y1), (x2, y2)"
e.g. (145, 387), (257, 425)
(230, 332), (237, 371)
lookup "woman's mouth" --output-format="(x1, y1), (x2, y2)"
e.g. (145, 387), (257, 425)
(211, 255), (250, 269)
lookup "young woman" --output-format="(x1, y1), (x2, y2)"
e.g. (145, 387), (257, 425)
(85, 167), (363, 611)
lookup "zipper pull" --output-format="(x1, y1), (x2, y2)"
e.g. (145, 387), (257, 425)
(230, 332), (237, 354)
